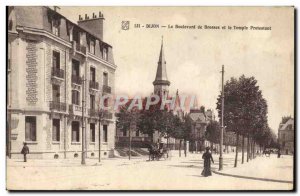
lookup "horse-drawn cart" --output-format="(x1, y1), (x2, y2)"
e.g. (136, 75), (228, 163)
(148, 143), (169, 161)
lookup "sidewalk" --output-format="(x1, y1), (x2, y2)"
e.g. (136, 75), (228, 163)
(6, 152), (293, 190)
(212, 155), (293, 184)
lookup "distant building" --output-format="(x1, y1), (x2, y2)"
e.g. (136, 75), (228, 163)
(115, 38), (182, 149)
(278, 118), (294, 155)
(188, 109), (208, 152)
(7, 6), (117, 159)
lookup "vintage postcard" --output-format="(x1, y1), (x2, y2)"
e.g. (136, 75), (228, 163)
(6, 6), (294, 190)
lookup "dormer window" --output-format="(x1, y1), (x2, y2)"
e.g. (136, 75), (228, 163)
(90, 40), (95, 54)
(52, 18), (60, 36)
(103, 48), (108, 61)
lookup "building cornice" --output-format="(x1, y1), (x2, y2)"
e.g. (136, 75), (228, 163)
(16, 26), (117, 70)
(87, 53), (117, 70)
(16, 26), (72, 48)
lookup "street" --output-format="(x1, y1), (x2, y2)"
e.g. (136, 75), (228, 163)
(6, 152), (293, 190)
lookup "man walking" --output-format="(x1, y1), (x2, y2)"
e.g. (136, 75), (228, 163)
(21, 142), (29, 162)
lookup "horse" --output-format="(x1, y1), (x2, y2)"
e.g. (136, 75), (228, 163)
(148, 144), (167, 161)
(263, 150), (271, 157)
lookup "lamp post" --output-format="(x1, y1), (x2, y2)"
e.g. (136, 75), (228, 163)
(219, 65), (225, 171)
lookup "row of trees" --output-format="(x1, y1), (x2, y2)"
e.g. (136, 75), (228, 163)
(116, 99), (194, 157)
(116, 75), (278, 165)
(215, 75), (278, 167)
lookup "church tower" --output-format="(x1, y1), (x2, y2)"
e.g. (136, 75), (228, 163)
(153, 37), (170, 98)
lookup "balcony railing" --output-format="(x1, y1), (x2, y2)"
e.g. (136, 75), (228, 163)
(71, 75), (82, 85)
(49, 101), (67, 112)
(103, 111), (113, 119)
(75, 43), (87, 54)
(51, 67), (64, 79)
(88, 108), (98, 117)
(103, 85), (111, 94)
(69, 104), (83, 113)
(89, 80), (99, 90)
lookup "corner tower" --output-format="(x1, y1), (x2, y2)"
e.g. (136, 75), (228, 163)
(153, 37), (170, 97)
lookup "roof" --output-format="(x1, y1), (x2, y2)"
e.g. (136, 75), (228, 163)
(153, 37), (170, 85)
(279, 118), (294, 131)
(189, 112), (206, 123)
(13, 6), (112, 48)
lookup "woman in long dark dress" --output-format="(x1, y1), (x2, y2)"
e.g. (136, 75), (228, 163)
(201, 147), (214, 177)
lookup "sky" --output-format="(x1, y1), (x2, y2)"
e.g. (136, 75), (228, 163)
(60, 6), (294, 133)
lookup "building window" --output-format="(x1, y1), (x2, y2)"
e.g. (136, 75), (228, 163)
(73, 29), (80, 43)
(52, 19), (60, 36)
(90, 67), (96, 82)
(103, 125), (108, 142)
(90, 123), (95, 142)
(122, 129), (127, 137)
(90, 94), (95, 109)
(25, 116), (36, 141)
(72, 121), (80, 142)
(103, 48), (108, 61)
(52, 119), (60, 142)
(103, 98), (109, 108)
(72, 90), (80, 105)
(72, 59), (80, 76)
(136, 130), (140, 137)
(103, 72), (108, 86)
(52, 84), (60, 102)
(52, 51), (60, 69)
(90, 40), (95, 54)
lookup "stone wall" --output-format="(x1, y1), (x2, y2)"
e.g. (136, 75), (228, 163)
(26, 40), (38, 105)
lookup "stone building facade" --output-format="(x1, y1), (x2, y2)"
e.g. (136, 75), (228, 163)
(278, 118), (294, 155)
(7, 6), (117, 159)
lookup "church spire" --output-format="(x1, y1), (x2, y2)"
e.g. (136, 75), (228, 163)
(153, 36), (170, 86)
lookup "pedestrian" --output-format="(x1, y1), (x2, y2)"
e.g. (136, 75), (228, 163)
(277, 149), (281, 158)
(201, 147), (214, 177)
(21, 142), (29, 162)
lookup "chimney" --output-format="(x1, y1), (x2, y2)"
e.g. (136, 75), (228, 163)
(77, 12), (105, 40)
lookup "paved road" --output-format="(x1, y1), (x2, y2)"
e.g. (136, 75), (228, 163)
(6, 152), (293, 190)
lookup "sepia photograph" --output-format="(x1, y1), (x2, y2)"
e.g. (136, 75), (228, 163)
(6, 6), (295, 191)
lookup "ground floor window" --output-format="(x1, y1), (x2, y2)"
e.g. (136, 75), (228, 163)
(90, 123), (95, 142)
(72, 121), (80, 142)
(52, 119), (60, 141)
(103, 125), (108, 142)
(25, 116), (36, 141)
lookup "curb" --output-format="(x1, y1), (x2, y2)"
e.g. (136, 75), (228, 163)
(212, 170), (293, 184)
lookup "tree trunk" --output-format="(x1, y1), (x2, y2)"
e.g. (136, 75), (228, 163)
(234, 133), (239, 167)
(184, 139), (187, 157)
(247, 134), (250, 162)
(242, 134), (245, 164)
(179, 140), (182, 157)
(129, 127), (131, 160)
(252, 139), (255, 159)
(249, 137), (252, 160)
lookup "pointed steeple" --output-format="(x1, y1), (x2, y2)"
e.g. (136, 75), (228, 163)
(153, 36), (170, 86)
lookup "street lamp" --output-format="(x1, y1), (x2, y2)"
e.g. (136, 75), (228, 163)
(219, 65), (225, 171)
